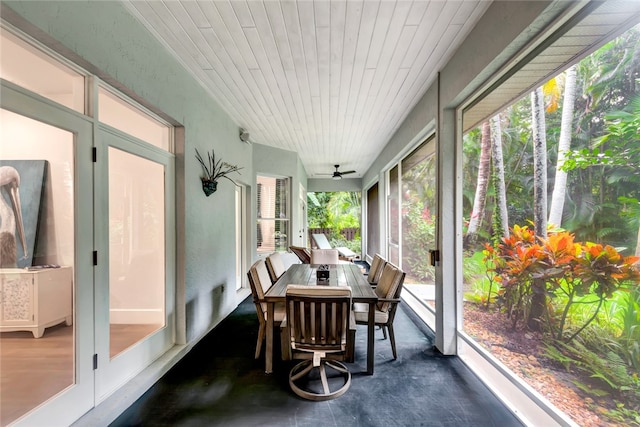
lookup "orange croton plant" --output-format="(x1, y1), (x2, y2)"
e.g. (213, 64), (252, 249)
(483, 225), (640, 342)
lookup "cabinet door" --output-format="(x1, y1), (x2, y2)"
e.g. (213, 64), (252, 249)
(1, 273), (33, 325)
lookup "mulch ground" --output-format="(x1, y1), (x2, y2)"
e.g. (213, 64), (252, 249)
(463, 302), (626, 427)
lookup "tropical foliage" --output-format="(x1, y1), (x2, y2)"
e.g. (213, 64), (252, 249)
(483, 225), (640, 341)
(307, 191), (361, 252)
(459, 24), (640, 424)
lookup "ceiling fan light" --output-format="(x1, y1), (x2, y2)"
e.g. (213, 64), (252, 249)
(332, 174), (341, 180)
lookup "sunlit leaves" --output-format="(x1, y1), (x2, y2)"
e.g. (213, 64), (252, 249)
(483, 224), (640, 340)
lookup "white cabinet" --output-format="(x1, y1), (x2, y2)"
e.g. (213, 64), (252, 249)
(0, 267), (73, 338)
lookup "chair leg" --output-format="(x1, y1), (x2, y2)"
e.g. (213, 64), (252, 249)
(382, 325), (388, 340)
(388, 323), (397, 359)
(255, 323), (265, 359)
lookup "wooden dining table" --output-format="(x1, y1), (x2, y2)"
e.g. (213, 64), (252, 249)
(263, 262), (378, 375)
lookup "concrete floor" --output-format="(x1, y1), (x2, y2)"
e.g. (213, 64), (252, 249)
(112, 296), (523, 427)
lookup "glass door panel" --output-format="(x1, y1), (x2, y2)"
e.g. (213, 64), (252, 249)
(388, 166), (400, 265)
(0, 92), (93, 426)
(108, 147), (165, 358)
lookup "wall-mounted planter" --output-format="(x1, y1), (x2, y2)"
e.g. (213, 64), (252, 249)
(202, 179), (218, 196)
(195, 148), (243, 197)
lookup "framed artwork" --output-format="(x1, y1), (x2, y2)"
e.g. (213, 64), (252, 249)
(0, 160), (47, 268)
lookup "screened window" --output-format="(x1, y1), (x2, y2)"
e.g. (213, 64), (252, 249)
(257, 175), (289, 254)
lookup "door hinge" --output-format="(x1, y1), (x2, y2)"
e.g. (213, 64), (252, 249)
(93, 251), (98, 266)
(93, 354), (98, 370)
(92, 147), (97, 162)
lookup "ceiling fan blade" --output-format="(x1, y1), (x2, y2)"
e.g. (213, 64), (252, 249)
(341, 170), (356, 175)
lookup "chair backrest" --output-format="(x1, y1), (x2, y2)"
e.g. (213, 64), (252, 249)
(374, 263), (406, 312)
(247, 259), (273, 313)
(311, 233), (333, 249)
(285, 284), (352, 353)
(311, 248), (339, 265)
(367, 254), (386, 284)
(289, 246), (311, 264)
(266, 252), (286, 284)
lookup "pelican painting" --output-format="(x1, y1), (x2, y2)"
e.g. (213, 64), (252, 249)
(0, 166), (27, 267)
(0, 160), (47, 268)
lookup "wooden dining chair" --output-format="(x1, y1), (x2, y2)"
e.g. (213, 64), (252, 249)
(354, 262), (406, 359)
(289, 245), (311, 264)
(282, 284), (355, 401)
(266, 252), (286, 284)
(310, 248), (340, 265)
(366, 253), (386, 285)
(247, 259), (286, 359)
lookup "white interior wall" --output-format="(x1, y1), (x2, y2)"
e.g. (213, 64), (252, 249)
(0, 109), (75, 268)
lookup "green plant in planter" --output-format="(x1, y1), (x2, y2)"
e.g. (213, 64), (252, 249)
(195, 148), (243, 196)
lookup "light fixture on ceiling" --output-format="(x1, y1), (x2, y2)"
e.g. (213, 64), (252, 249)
(332, 174), (342, 180)
(239, 128), (251, 144)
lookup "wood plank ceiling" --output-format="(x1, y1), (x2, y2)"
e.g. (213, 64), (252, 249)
(124, 0), (491, 178)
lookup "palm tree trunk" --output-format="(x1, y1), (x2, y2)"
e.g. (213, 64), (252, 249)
(490, 114), (509, 238)
(531, 87), (548, 239)
(548, 65), (577, 227)
(465, 121), (491, 245)
(529, 87), (548, 330)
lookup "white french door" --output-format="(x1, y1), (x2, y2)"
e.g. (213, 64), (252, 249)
(93, 126), (175, 402)
(1, 82), (95, 426)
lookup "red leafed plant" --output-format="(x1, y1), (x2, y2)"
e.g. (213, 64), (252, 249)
(484, 225), (640, 342)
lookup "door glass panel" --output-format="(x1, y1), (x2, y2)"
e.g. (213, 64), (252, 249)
(401, 139), (437, 310)
(108, 147), (165, 358)
(366, 183), (380, 259)
(0, 109), (75, 424)
(235, 186), (242, 291)
(388, 166), (399, 265)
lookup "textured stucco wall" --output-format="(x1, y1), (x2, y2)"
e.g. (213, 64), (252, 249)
(3, 0), (255, 342)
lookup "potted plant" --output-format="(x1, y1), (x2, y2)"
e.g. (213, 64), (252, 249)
(195, 148), (243, 196)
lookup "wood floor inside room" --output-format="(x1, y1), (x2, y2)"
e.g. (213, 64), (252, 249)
(0, 323), (160, 425)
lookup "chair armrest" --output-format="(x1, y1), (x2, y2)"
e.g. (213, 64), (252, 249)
(376, 297), (401, 304)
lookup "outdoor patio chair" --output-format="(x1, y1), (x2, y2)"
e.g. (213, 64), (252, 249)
(354, 262), (406, 359)
(247, 259), (286, 359)
(266, 252), (286, 284)
(366, 254), (386, 285)
(310, 233), (358, 262)
(310, 248), (339, 265)
(289, 245), (311, 264)
(282, 284), (355, 400)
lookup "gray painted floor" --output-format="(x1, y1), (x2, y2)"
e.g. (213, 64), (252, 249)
(112, 296), (523, 427)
